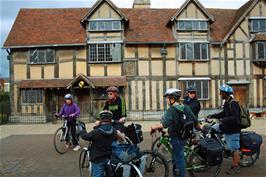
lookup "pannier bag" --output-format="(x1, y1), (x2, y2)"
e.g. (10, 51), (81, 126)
(240, 131), (262, 152)
(76, 121), (86, 134)
(125, 123), (143, 144)
(198, 138), (223, 166)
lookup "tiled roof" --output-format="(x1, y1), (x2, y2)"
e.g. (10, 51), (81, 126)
(3, 0), (260, 47)
(18, 79), (72, 88)
(252, 33), (266, 41)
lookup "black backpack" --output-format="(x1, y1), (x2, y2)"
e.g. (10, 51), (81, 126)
(173, 106), (194, 139)
(125, 123), (143, 144)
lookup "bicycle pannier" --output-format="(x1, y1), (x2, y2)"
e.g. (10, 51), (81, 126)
(198, 138), (223, 166)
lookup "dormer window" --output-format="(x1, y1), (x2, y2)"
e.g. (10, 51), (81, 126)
(177, 20), (208, 31)
(250, 18), (266, 32)
(88, 20), (122, 31)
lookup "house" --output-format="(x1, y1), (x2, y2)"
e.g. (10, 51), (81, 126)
(3, 0), (266, 123)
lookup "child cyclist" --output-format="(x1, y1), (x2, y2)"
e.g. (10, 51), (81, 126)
(80, 110), (125, 177)
(56, 93), (81, 151)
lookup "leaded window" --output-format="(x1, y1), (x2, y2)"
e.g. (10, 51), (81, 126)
(21, 89), (43, 103)
(179, 43), (209, 60)
(177, 20), (208, 31)
(251, 19), (266, 32)
(179, 79), (209, 100)
(88, 20), (122, 31)
(29, 49), (55, 64)
(88, 43), (122, 63)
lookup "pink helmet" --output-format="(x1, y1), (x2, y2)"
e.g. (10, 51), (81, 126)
(106, 86), (119, 93)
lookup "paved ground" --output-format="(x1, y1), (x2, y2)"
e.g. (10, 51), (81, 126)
(0, 119), (265, 177)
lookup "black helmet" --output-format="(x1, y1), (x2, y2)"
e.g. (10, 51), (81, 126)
(186, 86), (197, 93)
(164, 88), (182, 100)
(99, 110), (113, 121)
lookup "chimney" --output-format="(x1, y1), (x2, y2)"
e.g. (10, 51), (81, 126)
(133, 0), (151, 8)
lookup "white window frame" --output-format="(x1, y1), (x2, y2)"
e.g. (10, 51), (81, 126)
(88, 42), (122, 63)
(178, 78), (210, 100)
(28, 49), (55, 64)
(179, 42), (209, 60)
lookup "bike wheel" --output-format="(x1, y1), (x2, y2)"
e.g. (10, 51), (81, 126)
(53, 127), (68, 154)
(187, 147), (221, 177)
(151, 137), (172, 163)
(137, 150), (169, 177)
(239, 149), (260, 167)
(79, 148), (91, 177)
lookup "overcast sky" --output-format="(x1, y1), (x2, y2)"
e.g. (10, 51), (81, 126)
(0, 0), (249, 77)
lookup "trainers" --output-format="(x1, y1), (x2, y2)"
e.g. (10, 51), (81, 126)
(73, 145), (81, 151)
(226, 166), (240, 175)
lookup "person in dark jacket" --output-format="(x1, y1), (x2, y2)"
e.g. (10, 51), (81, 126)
(56, 94), (81, 151)
(183, 86), (201, 118)
(103, 86), (127, 132)
(208, 85), (241, 175)
(81, 110), (125, 177)
(151, 88), (198, 177)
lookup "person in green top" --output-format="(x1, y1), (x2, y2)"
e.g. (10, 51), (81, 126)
(151, 88), (198, 177)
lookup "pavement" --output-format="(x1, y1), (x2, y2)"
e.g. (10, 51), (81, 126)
(0, 119), (266, 177)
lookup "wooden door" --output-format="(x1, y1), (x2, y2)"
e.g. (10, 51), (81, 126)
(232, 85), (249, 106)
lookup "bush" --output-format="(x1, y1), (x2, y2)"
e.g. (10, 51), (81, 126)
(0, 92), (10, 124)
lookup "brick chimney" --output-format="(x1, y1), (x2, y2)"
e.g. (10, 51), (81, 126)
(133, 0), (151, 8)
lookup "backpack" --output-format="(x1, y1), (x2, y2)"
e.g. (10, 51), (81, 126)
(173, 106), (194, 139)
(125, 123), (143, 144)
(229, 100), (251, 129)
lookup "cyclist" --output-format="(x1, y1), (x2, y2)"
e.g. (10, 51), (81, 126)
(183, 85), (201, 118)
(56, 94), (81, 151)
(81, 110), (125, 177)
(151, 88), (197, 177)
(208, 85), (241, 175)
(102, 86), (127, 132)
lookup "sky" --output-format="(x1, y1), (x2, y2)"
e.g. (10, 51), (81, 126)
(0, 0), (249, 78)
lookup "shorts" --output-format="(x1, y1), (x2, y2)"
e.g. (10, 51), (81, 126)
(224, 133), (240, 151)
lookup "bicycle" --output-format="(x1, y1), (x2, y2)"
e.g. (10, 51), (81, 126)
(79, 140), (169, 177)
(53, 115), (85, 154)
(151, 128), (222, 177)
(201, 118), (261, 167)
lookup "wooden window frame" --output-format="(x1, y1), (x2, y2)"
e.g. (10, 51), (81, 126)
(179, 42), (209, 60)
(177, 20), (208, 31)
(28, 48), (55, 64)
(88, 20), (122, 32)
(21, 89), (44, 104)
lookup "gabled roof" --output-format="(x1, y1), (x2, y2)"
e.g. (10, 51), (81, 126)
(67, 73), (95, 89)
(80, 0), (128, 25)
(169, 0), (215, 25)
(222, 0), (259, 43)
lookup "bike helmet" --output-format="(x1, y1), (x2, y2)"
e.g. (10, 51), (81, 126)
(99, 110), (113, 121)
(106, 86), (119, 93)
(186, 85), (197, 93)
(64, 94), (73, 100)
(220, 85), (233, 94)
(164, 88), (182, 100)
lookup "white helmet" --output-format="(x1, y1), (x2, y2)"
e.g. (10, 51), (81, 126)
(164, 88), (182, 99)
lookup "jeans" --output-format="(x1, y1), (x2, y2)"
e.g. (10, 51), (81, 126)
(170, 137), (185, 177)
(91, 159), (109, 177)
(66, 120), (79, 146)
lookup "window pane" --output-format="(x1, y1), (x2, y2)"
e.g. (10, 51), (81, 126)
(98, 21), (105, 30)
(106, 21), (112, 30)
(200, 21), (207, 30)
(180, 43), (186, 59)
(203, 81), (209, 99)
(252, 20), (259, 32)
(258, 43), (265, 59)
(193, 21), (200, 30)
(46, 49), (54, 63)
(113, 21), (121, 30)
(111, 43), (121, 62)
(195, 81), (202, 99)
(105, 44), (112, 61)
(89, 21), (97, 30)
(260, 20), (266, 32)
(29, 49), (38, 64)
(178, 21), (185, 30)
(186, 43), (193, 59)
(201, 43), (208, 59)
(185, 21), (192, 30)
(38, 50), (45, 63)
(194, 43), (201, 59)
(89, 44), (97, 62)
(98, 44), (105, 61)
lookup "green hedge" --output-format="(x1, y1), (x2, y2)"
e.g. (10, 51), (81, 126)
(0, 92), (10, 124)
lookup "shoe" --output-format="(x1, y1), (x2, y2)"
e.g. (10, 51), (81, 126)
(226, 166), (240, 175)
(73, 145), (81, 151)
